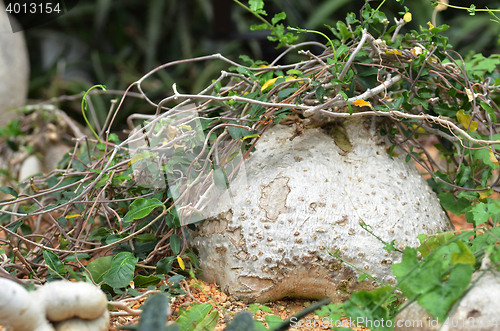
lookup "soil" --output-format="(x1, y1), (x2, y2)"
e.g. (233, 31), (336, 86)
(109, 278), (370, 331)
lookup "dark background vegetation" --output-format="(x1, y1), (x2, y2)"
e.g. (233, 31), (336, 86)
(23, 0), (500, 131)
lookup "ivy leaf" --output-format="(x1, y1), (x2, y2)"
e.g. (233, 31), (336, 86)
(417, 264), (472, 320)
(474, 147), (500, 169)
(383, 239), (397, 253)
(391, 247), (419, 297)
(470, 199), (500, 226)
(175, 303), (218, 331)
(437, 192), (471, 215)
(451, 241), (475, 266)
(342, 286), (392, 331)
(417, 232), (455, 258)
(315, 304), (343, 325)
(123, 198), (165, 225)
(103, 252), (138, 289)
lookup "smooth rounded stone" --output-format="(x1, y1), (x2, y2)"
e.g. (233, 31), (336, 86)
(394, 271), (500, 331)
(18, 154), (43, 181)
(0, 4), (30, 121)
(188, 117), (453, 303)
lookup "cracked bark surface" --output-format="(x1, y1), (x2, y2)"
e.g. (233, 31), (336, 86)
(188, 117), (453, 303)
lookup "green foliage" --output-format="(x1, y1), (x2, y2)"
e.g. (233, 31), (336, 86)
(122, 198), (165, 225)
(81, 84), (107, 143)
(175, 303), (218, 331)
(0, 186), (18, 198)
(85, 256), (113, 284)
(103, 252), (139, 289)
(343, 287), (393, 331)
(2, 1), (500, 330)
(235, 0), (298, 48)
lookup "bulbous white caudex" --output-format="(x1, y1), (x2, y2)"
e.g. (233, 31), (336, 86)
(0, 279), (109, 331)
(188, 117), (453, 303)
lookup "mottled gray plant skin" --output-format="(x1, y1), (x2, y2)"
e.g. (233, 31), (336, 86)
(188, 118), (453, 303)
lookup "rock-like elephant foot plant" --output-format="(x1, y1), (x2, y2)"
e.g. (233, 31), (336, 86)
(0, 279), (109, 331)
(188, 117), (453, 303)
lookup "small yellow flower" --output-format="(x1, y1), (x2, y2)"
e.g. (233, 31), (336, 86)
(427, 21), (435, 30)
(403, 12), (412, 23)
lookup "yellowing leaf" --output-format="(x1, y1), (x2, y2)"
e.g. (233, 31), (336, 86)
(427, 57), (439, 64)
(261, 77), (280, 92)
(386, 146), (399, 157)
(427, 21), (435, 30)
(242, 133), (260, 141)
(403, 12), (412, 23)
(456, 109), (478, 132)
(65, 214), (82, 219)
(489, 149), (499, 165)
(174, 142), (186, 150)
(353, 99), (372, 108)
(167, 125), (180, 140)
(412, 124), (426, 133)
(129, 154), (145, 165)
(177, 256), (185, 270)
(465, 88), (474, 102)
(258, 64), (269, 68)
(479, 186), (494, 199)
(385, 49), (403, 56)
(179, 124), (192, 131)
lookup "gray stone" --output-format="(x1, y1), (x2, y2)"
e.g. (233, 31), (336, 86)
(188, 117), (453, 303)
